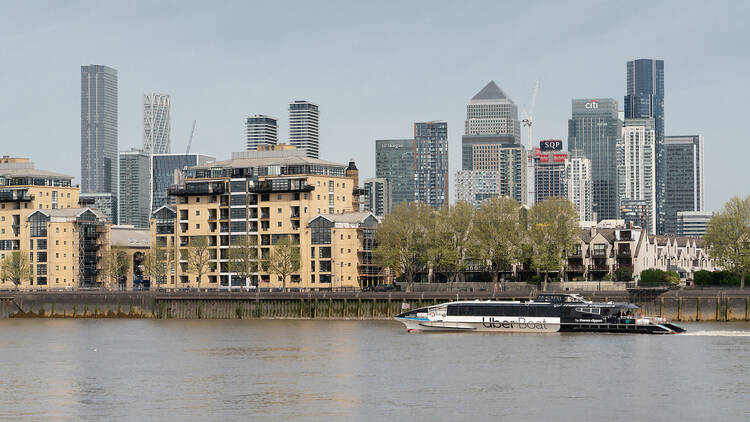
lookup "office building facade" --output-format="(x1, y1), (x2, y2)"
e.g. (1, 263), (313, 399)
(620, 199), (651, 231)
(677, 211), (713, 237)
(143, 93), (171, 154)
(375, 139), (416, 207)
(289, 101), (320, 159)
(455, 170), (499, 207)
(246, 115), (278, 150)
(79, 192), (117, 224)
(362, 178), (391, 216)
(119, 149), (151, 228)
(533, 147), (568, 203)
(568, 98), (621, 221)
(625, 59), (665, 233)
(566, 157), (593, 221)
(81, 64), (118, 198)
(414, 121), (449, 209)
(619, 118), (656, 234)
(151, 153), (215, 211)
(663, 135), (704, 235)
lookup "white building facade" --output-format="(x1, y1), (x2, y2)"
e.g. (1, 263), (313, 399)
(566, 157), (593, 221)
(143, 93), (171, 154)
(619, 118), (656, 234)
(289, 101), (320, 159)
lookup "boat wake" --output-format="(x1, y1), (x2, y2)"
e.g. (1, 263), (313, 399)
(681, 331), (750, 337)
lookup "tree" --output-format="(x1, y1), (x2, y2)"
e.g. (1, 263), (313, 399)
(187, 236), (211, 290)
(614, 266), (633, 282)
(427, 202), (474, 291)
(527, 198), (580, 290)
(143, 242), (172, 288)
(665, 270), (680, 285)
(640, 268), (667, 285)
(374, 202), (433, 291)
(228, 235), (259, 289)
(468, 197), (525, 289)
(263, 235), (300, 292)
(704, 195), (750, 289)
(100, 247), (129, 290)
(0, 251), (32, 290)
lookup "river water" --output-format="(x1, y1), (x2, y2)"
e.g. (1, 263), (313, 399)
(0, 320), (748, 421)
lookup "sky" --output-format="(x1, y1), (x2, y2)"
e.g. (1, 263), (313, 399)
(1, 1), (748, 211)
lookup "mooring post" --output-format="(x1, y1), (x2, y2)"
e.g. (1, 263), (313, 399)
(696, 297), (701, 321)
(677, 297), (682, 321)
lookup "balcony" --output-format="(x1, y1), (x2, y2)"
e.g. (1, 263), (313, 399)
(617, 247), (631, 258)
(0, 189), (33, 202)
(250, 181), (314, 194)
(169, 182), (226, 196)
(588, 263), (609, 272)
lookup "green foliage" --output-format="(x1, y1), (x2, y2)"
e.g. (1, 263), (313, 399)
(665, 271), (680, 285)
(703, 195), (750, 289)
(640, 268), (667, 285)
(374, 202), (434, 290)
(427, 202), (473, 289)
(614, 266), (633, 281)
(602, 273), (613, 281)
(694, 270), (743, 286)
(527, 198), (580, 286)
(468, 197), (524, 284)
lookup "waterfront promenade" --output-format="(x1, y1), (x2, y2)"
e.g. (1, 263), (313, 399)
(1, 289), (749, 321)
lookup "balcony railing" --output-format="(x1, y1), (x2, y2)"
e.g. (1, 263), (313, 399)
(0, 189), (33, 202)
(169, 183), (226, 196)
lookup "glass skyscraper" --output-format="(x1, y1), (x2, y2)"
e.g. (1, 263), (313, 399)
(151, 153), (215, 211)
(663, 135), (704, 235)
(81, 65), (118, 198)
(625, 59), (665, 232)
(119, 149), (151, 228)
(375, 139), (416, 208)
(143, 93), (171, 154)
(289, 100), (320, 159)
(568, 98), (621, 221)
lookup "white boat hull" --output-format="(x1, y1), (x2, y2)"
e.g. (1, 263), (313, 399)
(396, 316), (561, 333)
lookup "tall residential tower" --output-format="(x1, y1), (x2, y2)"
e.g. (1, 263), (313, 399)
(414, 121), (449, 209)
(245, 115), (278, 150)
(289, 100), (320, 159)
(143, 93), (171, 154)
(625, 59), (665, 232)
(81, 65), (118, 196)
(663, 135), (704, 235)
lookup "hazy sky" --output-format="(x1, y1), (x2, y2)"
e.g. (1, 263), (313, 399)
(1, 1), (748, 211)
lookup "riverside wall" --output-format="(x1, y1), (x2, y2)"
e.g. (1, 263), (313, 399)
(0, 290), (748, 321)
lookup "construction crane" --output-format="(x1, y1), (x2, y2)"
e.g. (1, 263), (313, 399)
(185, 120), (197, 154)
(521, 80), (540, 206)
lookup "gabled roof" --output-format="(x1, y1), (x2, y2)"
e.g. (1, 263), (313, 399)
(308, 212), (380, 227)
(152, 204), (176, 216)
(27, 207), (106, 221)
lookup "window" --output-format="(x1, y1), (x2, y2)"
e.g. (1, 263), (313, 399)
(347, 235), (351, 239)
(37, 264), (47, 275)
(196, 210), (200, 216)
(311, 247), (315, 258)
(196, 224), (200, 229)
(277, 208), (282, 214)
(37, 252), (47, 262)
(277, 222), (282, 227)
(311, 261), (315, 272)
(319, 247), (331, 258)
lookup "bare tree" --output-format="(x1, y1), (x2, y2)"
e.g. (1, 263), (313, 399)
(100, 247), (129, 290)
(228, 235), (259, 289)
(143, 242), (172, 288)
(0, 251), (32, 290)
(187, 236), (211, 290)
(263, 235), (300, 292)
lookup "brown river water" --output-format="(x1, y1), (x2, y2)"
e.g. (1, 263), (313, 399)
(0, 320), (748, 421)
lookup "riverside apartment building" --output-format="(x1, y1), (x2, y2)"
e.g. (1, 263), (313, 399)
(0, 158), (111, 289)
(150, 148), (384, 291)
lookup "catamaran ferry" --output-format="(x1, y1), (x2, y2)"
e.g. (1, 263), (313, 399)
(395, 293), (685, 334)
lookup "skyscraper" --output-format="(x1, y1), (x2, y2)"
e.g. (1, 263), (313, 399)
(119, 148), (151, 228)
(533, 142), (568, 203)
(663, 135), (704, 235)
(625, 59), (665, 232)
(618, 118), (656, 233)
(461, 81), (526, 204)
(143, 93), (171, 154)
(568, 98), (621, 221)
(362, 178), (392, 216)
(81, 65), (118, 198)
(245, 115), (278, 150)
(289, 100), (320, 159)
(566, 157), (593, 221)
(375, 139), (415, 207)
(414, 121), (448, 209)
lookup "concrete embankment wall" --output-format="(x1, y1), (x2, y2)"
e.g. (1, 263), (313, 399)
(0, 291), (749, 321)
